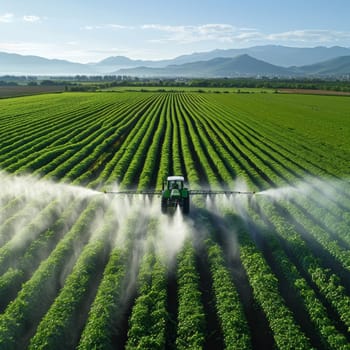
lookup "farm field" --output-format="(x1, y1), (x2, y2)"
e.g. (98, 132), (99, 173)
(0, 85), (65, 98)
(100, 86), (274, 93)
(0, 91), (349, 349)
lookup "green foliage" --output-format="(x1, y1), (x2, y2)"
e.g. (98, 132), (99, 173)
(238, 227), (313, 350)
(206, 239), (251, 349)
(176, 241), (205, 350)
(78, 214), (147, 349)
(0, 90), (349, 349)
(0, 201), (99, 349)
(126, 251), (167, 349)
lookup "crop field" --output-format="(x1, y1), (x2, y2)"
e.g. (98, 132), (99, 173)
(0, 85), (65, 99)
(0, 91), (349, 349)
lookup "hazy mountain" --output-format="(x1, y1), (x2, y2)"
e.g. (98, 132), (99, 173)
(89, 56), (159, 73)
(0, 52), (94, 75)
(95, 45), (350, 70)
(169, 45), (350, 67)
(114, 53), (350, 78)
(1, 45), (350, 76)
(115, 54), (293, 77)
(296, 55), (350, 75)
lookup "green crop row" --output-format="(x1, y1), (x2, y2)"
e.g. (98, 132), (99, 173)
(260, 199), (350, 333)
(206, 238), (251, 349)
(0, 200), (83, 310)
(238, 227), (313, 350)
(0, 90), (349, 348)
(106, 94), (165, 187)
(120, 94), (165, 188)
(155, 94), (173, 189)
(180, 93), (236, 185)
(137, 94), (169, 189)
(177, 94), (219, 187)
(78, 216), (141, 350)
(91, 93), (162, 187)
(126, 219), (168, 350)
(204, 93), (349, 176)
(176, 240), (205, 350)
(0, 96), (113, 167)
(174, 95), (201, 188)
(28, 206), (115, 349)
(245, 206), (350, 350)
(170, 94), (184, 177)
(0, 200), (99, 349)
(0, 200), (62, 274)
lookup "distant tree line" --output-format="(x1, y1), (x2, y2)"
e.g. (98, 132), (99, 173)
(187, 78), (350, 92)
(1, 75), (349, 92)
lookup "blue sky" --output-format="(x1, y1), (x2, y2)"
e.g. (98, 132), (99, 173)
(1, 0), (350, 62)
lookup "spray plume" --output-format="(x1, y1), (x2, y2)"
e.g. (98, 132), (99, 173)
(2, 170), (349, 300)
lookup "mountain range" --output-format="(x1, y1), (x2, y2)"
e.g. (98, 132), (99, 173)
(1, 45), (350, 77)
(115, 55), (350, 78)
(0, 52), (91, 75)
(115, 54), (290, 77)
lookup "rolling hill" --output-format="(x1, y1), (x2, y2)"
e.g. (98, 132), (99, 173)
(297, 55), (350, 75)
(0, 52), (94, 75)
(169, 45), (350, 67)
(92, 45), (350, 70)
(1, 46), (350, 77)
(114, 54), (293, 77)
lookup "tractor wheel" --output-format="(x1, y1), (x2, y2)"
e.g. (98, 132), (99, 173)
(182, 196), (190, 215)
(161, 198), (167, 214)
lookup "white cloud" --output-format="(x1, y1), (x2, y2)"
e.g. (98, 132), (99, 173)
(0, 41), (51, 54)
(2, 21), (350, 64)
(142, 23), (240, 44)
(82, 25), (94, 30)
(266, 29), (350, 43)
(81, 22), (350, 47)
(82, 24), (134, 30)
(23, 15), (41, 23)
(0, 40), (92, 63)
(1, 13), (42, 24)
(0, 13), (14, 23)
(108, 24), (133, 29)
(84, 25), (97, 30)
(234, 31), (264, 41)
(141, 24), (185, 32)
(142, 24), (350, 46)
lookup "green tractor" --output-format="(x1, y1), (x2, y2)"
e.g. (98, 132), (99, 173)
(103, 174), (255, 215)
(161, 176), (189, 214)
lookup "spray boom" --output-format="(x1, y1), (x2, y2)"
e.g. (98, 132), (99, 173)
(104, 190), (162, 195)
(189, 190), (256, 196)
(102, 175), (256, 215)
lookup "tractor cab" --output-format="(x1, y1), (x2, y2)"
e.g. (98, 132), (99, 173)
(167, 176), (183, 199)
(161, 176), (189, 214)
(165, 176), (184, 190)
